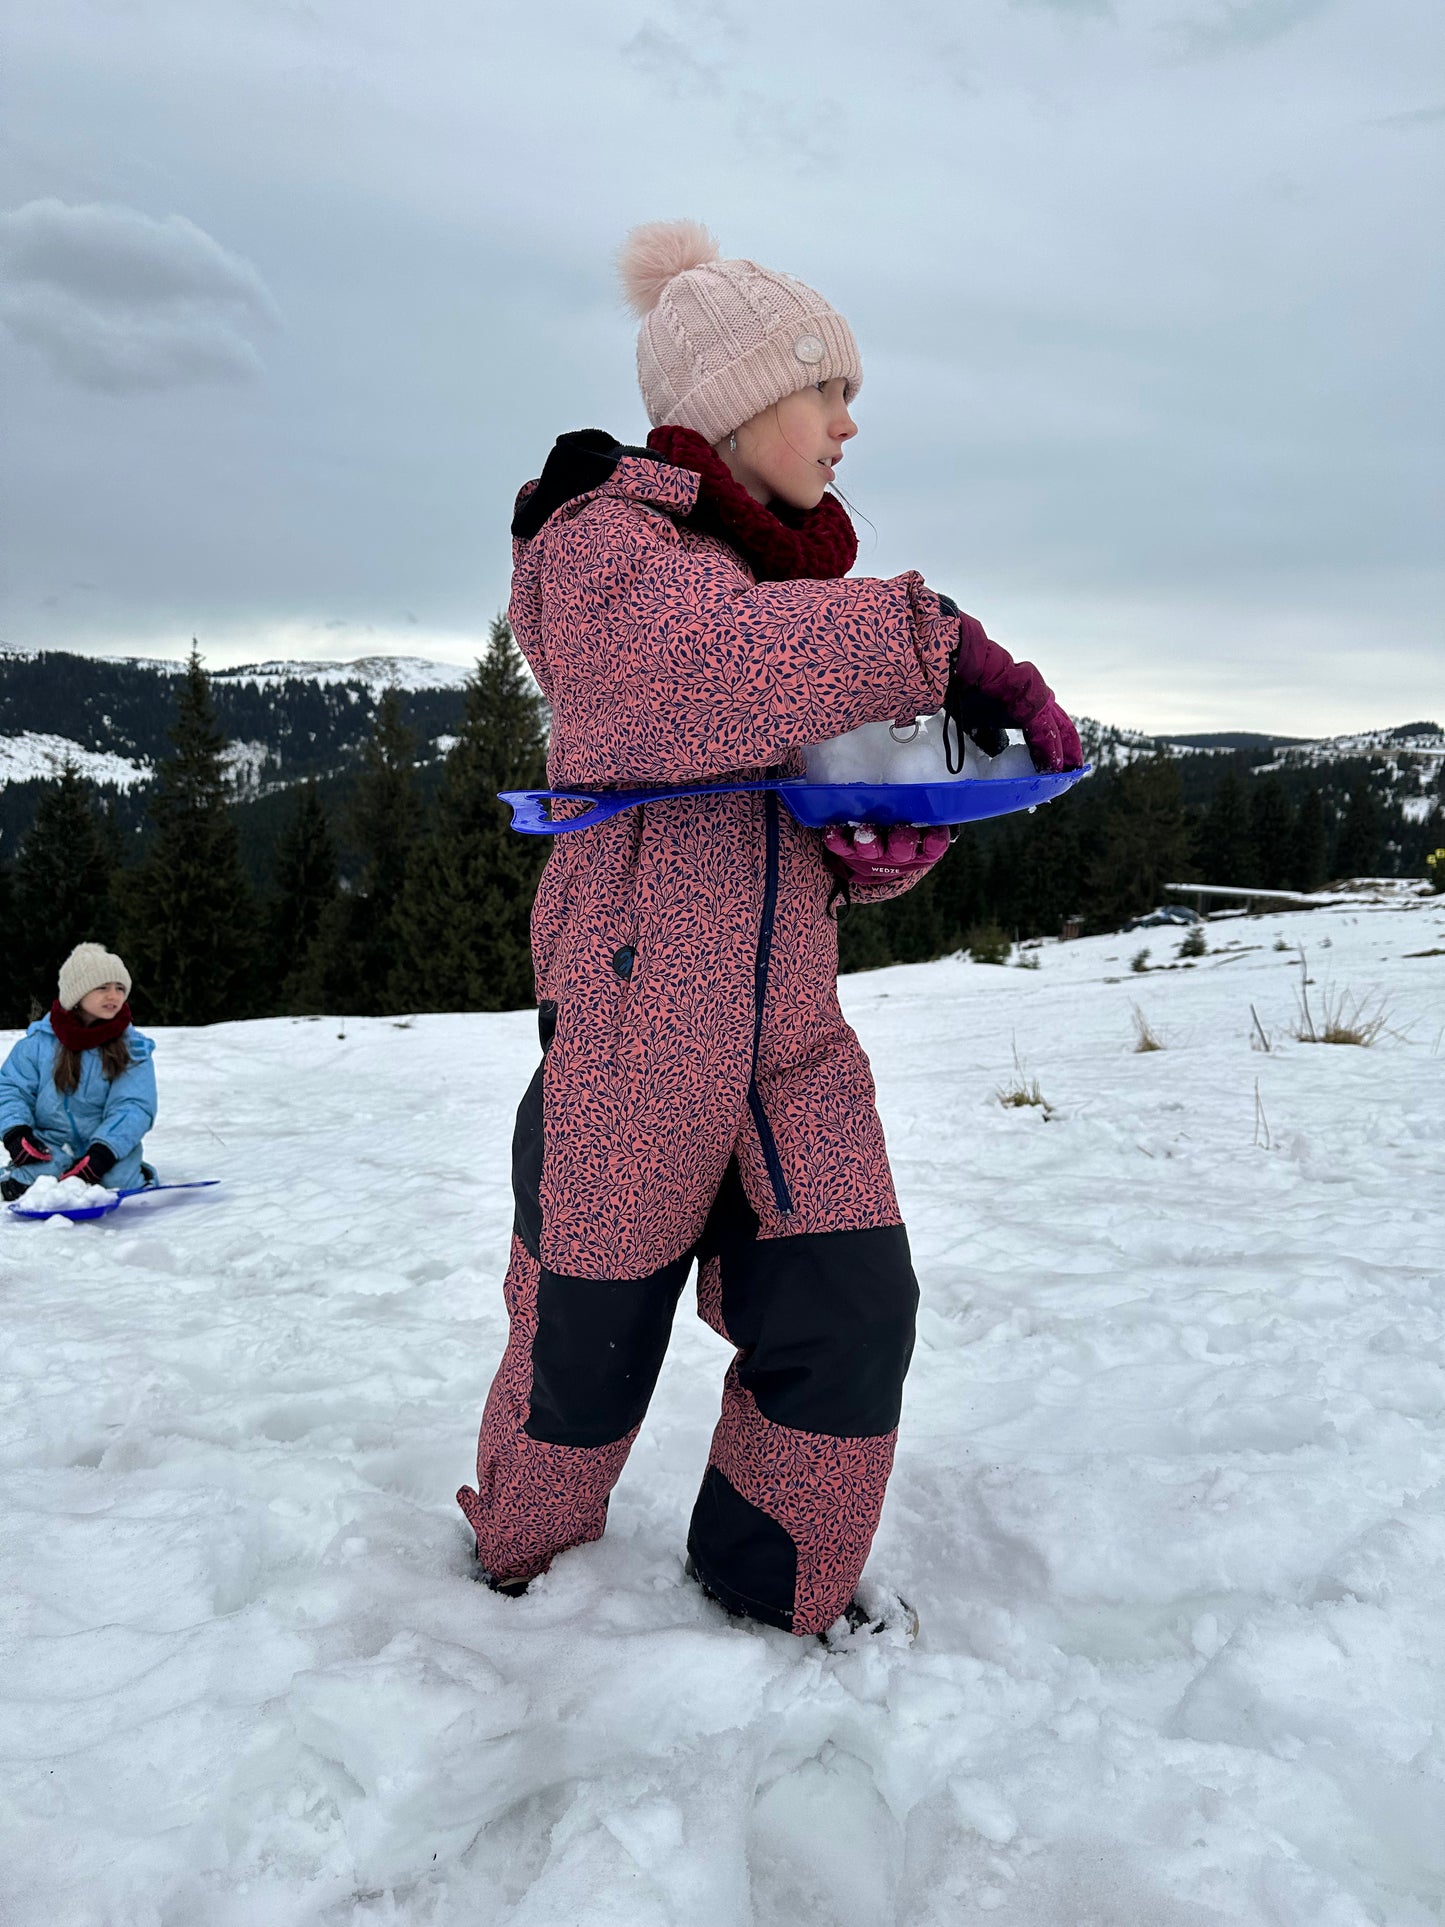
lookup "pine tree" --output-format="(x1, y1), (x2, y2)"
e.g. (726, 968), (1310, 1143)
(10, 763), (117, 1014)
(293, 687), (419, 1015)
(391, 617), (548, 1011)
(836, 899), (896, 973)
(1196, 766), (1256, 884)
(1249, 776), (1295, 890)
(884, 867), (946, 965)
(266, 782), (339, 1009)
(1290, 786), (1328, 892)
(1333, 779), (1384, 879)
(123, 644), (258, 1025)
(0, 859), (24, 1028)
(987, 801), (1084, 941)
(929, 824), (988, 951)
(1084, 757), (1193, 931)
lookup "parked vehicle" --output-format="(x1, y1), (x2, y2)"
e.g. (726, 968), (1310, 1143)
(1124, 905), (1203, 930)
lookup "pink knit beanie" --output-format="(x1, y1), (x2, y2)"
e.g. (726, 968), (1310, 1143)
(620, 220), (862, 446)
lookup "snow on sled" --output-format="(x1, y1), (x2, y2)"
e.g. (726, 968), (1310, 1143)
(7, 1179), (221, 1223)
(500, 766), (1090, 836)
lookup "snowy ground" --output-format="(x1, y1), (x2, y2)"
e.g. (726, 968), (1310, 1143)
(2, 895), (1443, 1927)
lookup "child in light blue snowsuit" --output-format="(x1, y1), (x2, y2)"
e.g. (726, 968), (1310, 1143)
(0, 944), (157, 1202)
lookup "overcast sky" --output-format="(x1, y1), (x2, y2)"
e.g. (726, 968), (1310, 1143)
(3, 0), (1441, 735)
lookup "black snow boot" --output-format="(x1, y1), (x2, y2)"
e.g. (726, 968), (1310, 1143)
(684, 1555), (918, 1644)
(471, 1543), (530, 1596)
(1, 1178), (26, 1203)
(823, 1587), (920, 1647)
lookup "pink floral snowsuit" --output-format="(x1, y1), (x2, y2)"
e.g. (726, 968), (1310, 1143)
(458, 441), (966, 1633)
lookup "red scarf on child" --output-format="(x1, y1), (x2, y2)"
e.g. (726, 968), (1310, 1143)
(646, 425), (858, 582)
(50, 1000), (132, 1052)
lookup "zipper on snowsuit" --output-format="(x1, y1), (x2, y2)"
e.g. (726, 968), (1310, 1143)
(747, 791), (794, 1218)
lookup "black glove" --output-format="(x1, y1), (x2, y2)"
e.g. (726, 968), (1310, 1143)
(3, 1125), (53, 1169)
(59, 1142), (119, 1186)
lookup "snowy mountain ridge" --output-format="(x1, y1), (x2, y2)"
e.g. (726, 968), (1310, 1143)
(0, 645), (474, 695)
(1078, 715), (1444, 827)
(0, 649), (471, 807)
(214, 655), (475, 695)
(1081, 714), (1443, 768)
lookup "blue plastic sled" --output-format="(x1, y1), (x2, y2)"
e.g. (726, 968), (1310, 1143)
(7, 1179), (221, 1223)
(500, 766), (1090, 835)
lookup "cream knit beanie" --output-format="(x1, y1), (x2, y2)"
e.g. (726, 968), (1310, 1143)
(58, 943), (131, 1010)
(621, 220), (862, 446)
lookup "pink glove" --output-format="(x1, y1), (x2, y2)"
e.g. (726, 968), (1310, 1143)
(943, 604), (1084, 774)
(823, 822), (951, 883)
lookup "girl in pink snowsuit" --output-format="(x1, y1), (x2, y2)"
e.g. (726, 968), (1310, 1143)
(458, 221), (1081, 1635)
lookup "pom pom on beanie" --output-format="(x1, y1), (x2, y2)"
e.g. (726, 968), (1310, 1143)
(58, 942), (131, 1011)
(619, 219), (720, 317)
(621, 219), (861, 447)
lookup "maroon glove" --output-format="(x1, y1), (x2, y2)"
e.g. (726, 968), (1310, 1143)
(3, 1126), (52, 1169)
(823, 823), (951, 883)
(1018, 699), (1082, 776)
(942, 602), (1083, 775)
(59, 1143), (118, 1187)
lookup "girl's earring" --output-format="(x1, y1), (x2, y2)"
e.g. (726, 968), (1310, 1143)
(729, 433), (737, 453)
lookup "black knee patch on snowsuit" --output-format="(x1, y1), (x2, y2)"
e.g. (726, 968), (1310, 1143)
(525, 1254), (690, 1447)
(702, 1160), (919, 1439)
(688, 1465), (798, 1631)
(511, 1001), (557, 1260)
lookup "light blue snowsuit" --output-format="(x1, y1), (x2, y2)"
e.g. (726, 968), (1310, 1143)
(0, 1016), (158, 1192)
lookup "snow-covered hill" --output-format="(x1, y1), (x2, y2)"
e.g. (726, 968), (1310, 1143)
(1257, 724), (1445, 825)
(0, 728), (150, 790)
(0, 649), (472, 809)
(1080, 713), (1444, 776)
(1263, 722), (1445, 767)
(0, 645), (473, 695)
(215, 655), (475, 696)
(2, 895), (1443, 1924)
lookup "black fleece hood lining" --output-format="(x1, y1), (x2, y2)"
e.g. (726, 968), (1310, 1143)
(511, 430), (669, 541)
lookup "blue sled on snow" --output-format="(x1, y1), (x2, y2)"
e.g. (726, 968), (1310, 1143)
(7, 1180), (221, 1223)
(500, 767), (1091, 835)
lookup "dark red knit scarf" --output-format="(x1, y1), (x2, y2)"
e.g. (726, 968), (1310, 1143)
(647, 425), (858, 582)
(50, 999), (132, 1052)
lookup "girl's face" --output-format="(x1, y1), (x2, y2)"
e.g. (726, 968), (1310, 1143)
(79, 982), (127, 1022)
(718, 377), (858, 512)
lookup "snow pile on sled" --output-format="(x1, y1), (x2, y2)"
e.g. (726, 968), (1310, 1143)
(1, 892), (1443, 1925)
(8, 1174), (98, 1213)
(806, 715), (1038, 784)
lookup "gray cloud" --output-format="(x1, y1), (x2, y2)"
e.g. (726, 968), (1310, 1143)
(622, 3), (837, 169)
(1011, 0), (1114, 17)
(0, 199), (278, 393)
(1376, 101), (1445, 127)
(622, 0), (746, 99)
(1172, 0), (1334, 55)
(621, 25), (722, 100)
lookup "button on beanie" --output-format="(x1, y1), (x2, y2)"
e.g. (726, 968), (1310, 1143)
(621, 220), (862, 448)
(58, 943), (132, 1010)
